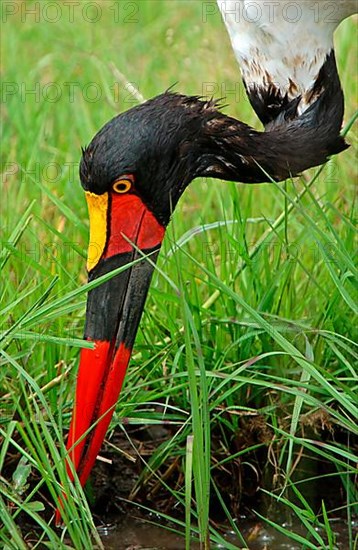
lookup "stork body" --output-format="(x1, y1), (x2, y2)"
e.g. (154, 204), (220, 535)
(217, 0), (357, 125)
(56, 5), (355, 522)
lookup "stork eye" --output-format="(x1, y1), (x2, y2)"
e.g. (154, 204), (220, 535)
(113, 178), (132, 194)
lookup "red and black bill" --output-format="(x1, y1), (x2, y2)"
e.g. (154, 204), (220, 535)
(55, 187), (165, 523)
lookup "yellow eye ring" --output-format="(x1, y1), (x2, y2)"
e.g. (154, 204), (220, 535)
(113, 178), (132, 194)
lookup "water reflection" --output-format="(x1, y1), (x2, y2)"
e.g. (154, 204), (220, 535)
(100, 516), (355, 549)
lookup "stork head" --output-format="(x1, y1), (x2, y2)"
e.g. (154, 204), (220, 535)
(64, 93), (243, 493)
(80, 93), (230, 227)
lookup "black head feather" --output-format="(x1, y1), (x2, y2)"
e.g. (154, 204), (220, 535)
(80, 93), (232, 224)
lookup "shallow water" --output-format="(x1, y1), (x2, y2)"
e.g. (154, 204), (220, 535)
(100, 515), (356, 549)
(101, 520), (199, 549)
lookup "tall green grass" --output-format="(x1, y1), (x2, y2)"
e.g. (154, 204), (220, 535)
(1, 1), (357, 548)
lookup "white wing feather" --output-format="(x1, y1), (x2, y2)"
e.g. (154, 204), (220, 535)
(218, 0), (357, 116)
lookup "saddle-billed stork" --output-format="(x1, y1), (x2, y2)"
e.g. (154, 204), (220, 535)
(56, 2), (355, 522)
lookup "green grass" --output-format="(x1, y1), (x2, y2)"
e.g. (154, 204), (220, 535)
(1, 1), (357, 548)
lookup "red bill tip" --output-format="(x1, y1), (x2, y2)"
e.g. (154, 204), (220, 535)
(55, 340), (131, 522)
(67, 340), (131, 485)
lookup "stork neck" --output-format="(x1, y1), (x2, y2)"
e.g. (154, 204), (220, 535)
(195, 50), (347, 184)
